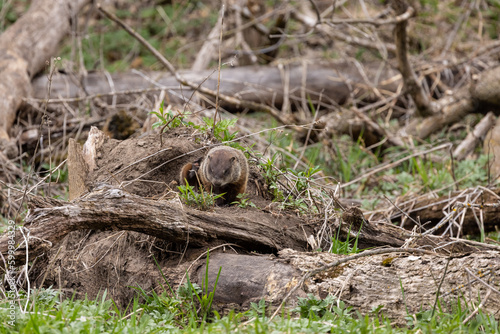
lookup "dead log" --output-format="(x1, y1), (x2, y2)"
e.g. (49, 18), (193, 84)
(275, 249), (500, 325)
(391, 187), (500, 237)
(26, 234), (500, 325)
(28, 62), (400, 111)
(7, 185), (309, 255)
(27, 62), (405, 149)
(0, 0), (90, 143)
(2, 183), (486, 267)
(405, 66), (500, 139)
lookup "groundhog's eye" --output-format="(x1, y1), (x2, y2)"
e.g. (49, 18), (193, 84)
(224, 169), (229, 175)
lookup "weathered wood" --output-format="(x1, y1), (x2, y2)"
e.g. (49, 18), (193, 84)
(198, 253), (302, 306)
(67, 139), (88, 201)
(276, 249), (500, 325)
(29, 62), (400, 111)
(0, 186), (310, 261)
(0, 0), (90, 141)
(28, 236), (500, 324)
(454, 112), (496, 160)
(2, 184), (487, 266)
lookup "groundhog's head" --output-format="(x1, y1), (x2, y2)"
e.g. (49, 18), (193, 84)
(204, 147), (241, 187)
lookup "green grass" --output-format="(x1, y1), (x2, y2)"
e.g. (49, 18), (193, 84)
(54, 1), (218, 72)
(266, 126), (492, 203)
(1, 287), (498, 333)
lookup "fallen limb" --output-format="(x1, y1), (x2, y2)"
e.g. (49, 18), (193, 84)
(453, 112), (496, 160)
(0, 185), (310, 263)
(0, 0), (90, 141)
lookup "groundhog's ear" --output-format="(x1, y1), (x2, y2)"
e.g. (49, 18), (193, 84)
(230, 156), (236, 162)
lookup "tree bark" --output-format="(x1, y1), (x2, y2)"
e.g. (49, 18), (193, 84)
(275, 249), (500, 325)
(29, 62), (400, 111)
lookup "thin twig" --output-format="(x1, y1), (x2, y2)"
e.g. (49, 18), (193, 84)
(464, 267), (500, 296)
(431, 257), (451, 317)
(213, 5), (225, 133)
(462, 289), (492, 325)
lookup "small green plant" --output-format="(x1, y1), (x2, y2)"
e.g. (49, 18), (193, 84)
(197, 117), (239, 143)
(280, 196), (310, 214)
(231, 193), (257, 208)
(177, 183), (225, 210)
(150, 101), (189, 131)
(276, 166), (323, 214)
(248, 299), (267, 317)
(330, 223), (361, 255)
(288, 165), (322, 194)
(259, 152), (285, 201)
(258, 156), (323, 214)
(292, 294), (345, 319)
(177, 250), (221, 322)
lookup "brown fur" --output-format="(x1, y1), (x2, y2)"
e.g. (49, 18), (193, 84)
(180, 146), (248, 205)
(179, 157), (203, 188)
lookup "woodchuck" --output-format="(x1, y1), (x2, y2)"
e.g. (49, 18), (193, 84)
(179, 146), (248, 205)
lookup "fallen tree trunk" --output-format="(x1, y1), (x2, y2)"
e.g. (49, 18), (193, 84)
(26, 63), (407, 148)
(275, 248), (500, 325)
(25, 231), (500, 325)
(3, 184), (485, 265)
(29, 64), (500, 145)
(28, 61), (401, 110)
(0, 0), (90, 142)
(6, 185), (309, 258)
